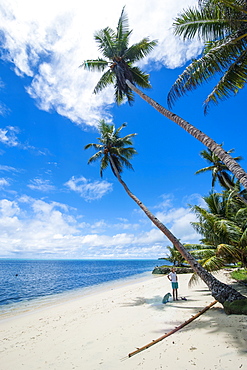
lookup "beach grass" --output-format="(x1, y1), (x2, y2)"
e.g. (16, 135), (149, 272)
(231, 268), (247, 283)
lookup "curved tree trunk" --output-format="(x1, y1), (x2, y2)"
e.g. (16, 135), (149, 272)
(109, 156), (245, 305)
(126, 80), (247, 190)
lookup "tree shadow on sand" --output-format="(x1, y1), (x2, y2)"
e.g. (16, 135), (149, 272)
(123, 279), (247, 356)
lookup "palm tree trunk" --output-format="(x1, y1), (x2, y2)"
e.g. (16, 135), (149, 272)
(126, 80), (247, 190)
(109, 156), (245, 305)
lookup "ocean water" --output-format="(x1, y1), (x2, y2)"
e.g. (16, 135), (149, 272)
(0, 259), (160, 315)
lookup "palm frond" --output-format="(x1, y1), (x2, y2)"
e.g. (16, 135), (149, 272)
(130, 66), (152, 89)
(116, 6), (129, 43)
(93, 69), (115, 94)
(84, 143), (102, 150)
(81, 59), (108, 72)
(195, 165), (215, 175)
(216, 243), (241, 260)
(87, 151), (104, 165)
(173, 5), (229, 41)
(124, 38), (158, 62)
(204, 47), (247, 113)
(188, 272), (202, 287)
(100, 155), (110, 177)
(169, 0), (247, 109)
(94, 27), (117, 59)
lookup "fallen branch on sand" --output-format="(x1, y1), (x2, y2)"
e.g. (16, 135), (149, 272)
(128, 300), (218, 358)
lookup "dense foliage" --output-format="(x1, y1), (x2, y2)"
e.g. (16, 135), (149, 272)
(186, 148), (247, 277)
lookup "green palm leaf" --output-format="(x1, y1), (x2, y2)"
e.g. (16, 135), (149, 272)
(94, 28), (117, 58)
(168, 0), (247, 110)
(124, 38), (158, 62)
(81, 58), (109, 72)
(130, 66), (151, 89)
(93, 69), (115, 94)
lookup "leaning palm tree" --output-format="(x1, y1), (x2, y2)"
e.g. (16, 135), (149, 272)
(168, 0), (247, 113)
(81, 6), (247, 190)
(85, 120), (246, 310)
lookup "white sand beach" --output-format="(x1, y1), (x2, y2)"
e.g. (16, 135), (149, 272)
(0, 270), (246, 370)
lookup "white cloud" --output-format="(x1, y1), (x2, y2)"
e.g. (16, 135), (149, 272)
(0, 178), (10, 188)
(0, 125), (43, 153)
(154, 193), (201, 244)
(0, 165), (21, 172)
(0, 198), (20, 216)
(0, 0), (201, 127)
(27, 178), (56, 192)
(65, 175), (113, 201)
(0, 126), (19, 146)
(0, 193), (201, 259)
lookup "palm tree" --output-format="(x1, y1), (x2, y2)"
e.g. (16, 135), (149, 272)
(190, 191), (247, 268)
(196, 147), (242, 188)
(85, 120), (246, 307)
(196, 147), (247, 205)
(164, 244), (187, 267)
(168, 0), (247, 113)
(81, 6), (247, 190)
(185, 190), (247, 286)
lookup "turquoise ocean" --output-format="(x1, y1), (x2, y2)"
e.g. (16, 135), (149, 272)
(0, 259), (163, 316)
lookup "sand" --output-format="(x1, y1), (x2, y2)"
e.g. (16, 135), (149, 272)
(0, 270), (246, 370)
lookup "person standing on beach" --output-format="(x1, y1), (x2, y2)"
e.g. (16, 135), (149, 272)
(167, 267), (178, 301)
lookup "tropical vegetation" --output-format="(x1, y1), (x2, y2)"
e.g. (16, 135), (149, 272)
(185, 148), (247, 285)
(231, 269), (247, 284)
(161, 244), (187, 267)
(85, 120), (246, 307)
(168, 0), (247, 113)
(189, 191), (247, 269)
(81, 6), (247, 190)
(196, 148), (247, 206)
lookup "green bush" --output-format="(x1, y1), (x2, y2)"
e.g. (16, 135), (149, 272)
(231, 269), (247, 282)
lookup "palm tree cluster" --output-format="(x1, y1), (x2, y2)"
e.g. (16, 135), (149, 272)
(85, 120), (245, 305)
(189, 192), (247, 270)
(168, 0), (247, 113)
(185, 147), (247, 278)
(83, 6), (247, 309)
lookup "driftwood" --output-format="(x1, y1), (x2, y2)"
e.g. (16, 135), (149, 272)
(128, 300), (218, 358)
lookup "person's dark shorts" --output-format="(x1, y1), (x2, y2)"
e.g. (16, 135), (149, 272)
(172, 282), (178, 289)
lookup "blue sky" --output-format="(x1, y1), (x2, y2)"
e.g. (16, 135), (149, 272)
(0, 0), (246, 259)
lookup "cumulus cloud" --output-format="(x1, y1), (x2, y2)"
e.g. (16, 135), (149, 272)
(0, 0), (201, 127)
(65, 175), (113, 201)
(0, 193), (201, 259)
(154, 192), (202, 244)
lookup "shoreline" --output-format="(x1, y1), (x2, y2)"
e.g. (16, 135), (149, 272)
(0, 270), (154, 321)
(1, 270), (246, 369)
